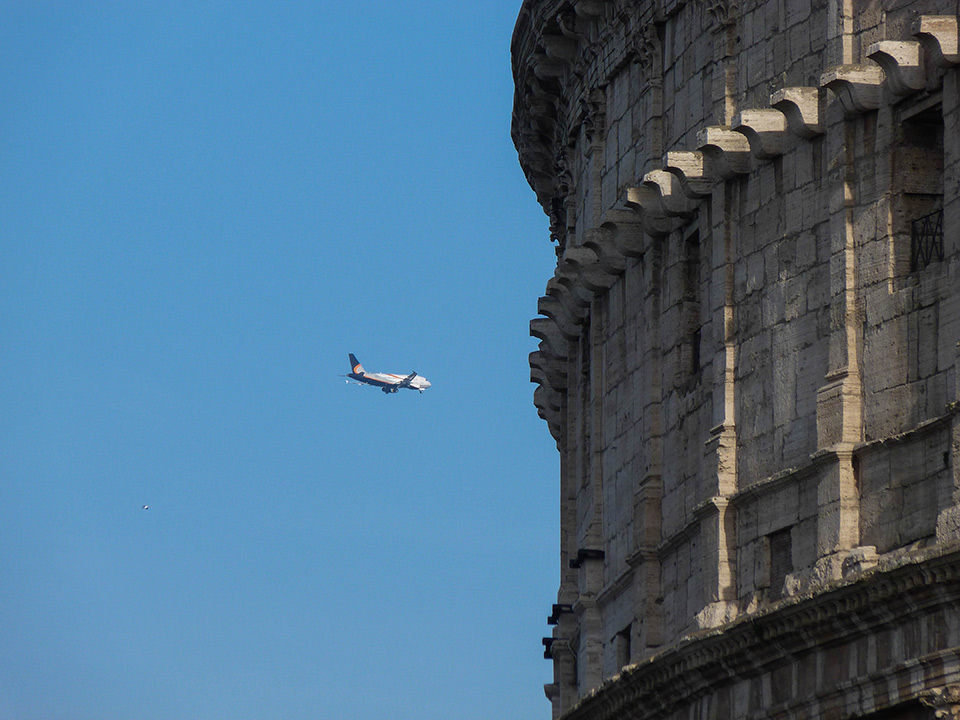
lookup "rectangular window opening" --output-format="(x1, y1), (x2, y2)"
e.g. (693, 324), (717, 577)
(768, 528), (793, 600)
(615, 624), (632, 669)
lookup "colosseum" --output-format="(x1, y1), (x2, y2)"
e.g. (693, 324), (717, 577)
(511, 2), (960, 719)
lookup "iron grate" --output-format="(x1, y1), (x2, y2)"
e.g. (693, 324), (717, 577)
(911, 208), (944, 271)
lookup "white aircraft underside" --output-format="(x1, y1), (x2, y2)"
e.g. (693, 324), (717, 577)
(345, 354), (431, 394)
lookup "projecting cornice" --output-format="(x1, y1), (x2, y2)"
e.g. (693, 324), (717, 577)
(518, 6), (960, 451)
(512, 0), (662, 218)
(563, 547), (960, 720)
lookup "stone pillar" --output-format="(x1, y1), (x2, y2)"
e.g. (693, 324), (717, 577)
(698, 182), (739, 627)
(707, 2), (739, 125)
(814, 107), (863, 578)
(938, 340), (960, 542)
(575, 557), (605, 694)
(556, 395), (579, 711)
(631, 21), (663, 177)
(827, 0), (855, 66)
(941, 56), (960, 541)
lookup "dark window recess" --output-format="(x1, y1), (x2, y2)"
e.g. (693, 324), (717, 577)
(691, 326), (701, 374)
(769, 528), (793, 599)
(683, 230), (702, 381)
(615, 625), (632, 669)
(569, 548), (605, 568)
(912, 209), (944, 271)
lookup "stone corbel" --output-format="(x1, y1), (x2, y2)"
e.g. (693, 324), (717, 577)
(530, 350), (567, 393)
(542, 32), (579, 64)
(562, 245), (620, 294)
(538, 295), (583, 341)
(696, 126), (752, 179)
(531, 379), (562, 416)
(662, 151), (715, 198)
(531, 51), (568, 80)
(622, 189), (681, 237)
(544, 279), (591, 338)
(639, 169), (695, 216)
(913, 16), (959, 69)
(820, 65), (884, 115)
(866, 40), (926, 96)
(732, 108), (790, 159)
(770, 87), (824, 138)
(532, 384), (562, 439)
(597, 209), (647, 258)
(556, 8), (586, 43)
(582, 229), (629, 277)
(571, 0), (610, 21)
(550, 270), (594, 311)
(530, 317), (570, 363)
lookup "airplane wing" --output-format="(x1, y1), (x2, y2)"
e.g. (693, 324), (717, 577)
(397, 371), (418, 389)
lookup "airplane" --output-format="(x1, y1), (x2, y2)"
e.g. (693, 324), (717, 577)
(343, 353), (432, 394)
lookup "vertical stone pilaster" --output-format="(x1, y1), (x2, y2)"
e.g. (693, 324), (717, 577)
(827, 0), (855, 66)
(698, 183), (739, 627)
(815, 114), (863, 577)
(707, 2), (740, 125)
(583, 89), (607, 238)
(816, 448), (860, 561)
(589, 298), (605, 552)
(565, 308), (606, 699)
(710, 184), (739, 497)
(629, 476), (662, 652)
(632, 21), (663, 176)
(553, 366), (580, 715)
(817, 114), (863, 449)
(576, 559), (605, 694)
(944, 64), (960, 520)
(939, 341), (960, 542)
(694, 498), (739, 628)
(633, 224), (666, 652)
(547, 611), (578, 719)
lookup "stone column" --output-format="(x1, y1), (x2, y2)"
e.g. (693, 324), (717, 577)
(939, 54), (960, 541)
(814, 105), (863, 577)
(632, 224), (664, 652)
(699, 184), (739, 627)
(706, 1), (739, 125)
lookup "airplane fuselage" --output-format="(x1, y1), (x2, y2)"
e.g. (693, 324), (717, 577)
(348, 371), (432, 393)
(346, 354), (431, 394)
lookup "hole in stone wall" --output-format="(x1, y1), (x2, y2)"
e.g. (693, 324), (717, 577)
(615, 624), (632, 670)
(896, 100), (944, 275)
(768, 528), (793, 600)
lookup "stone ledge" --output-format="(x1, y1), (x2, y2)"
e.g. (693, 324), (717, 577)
(563, 546), (960, 720)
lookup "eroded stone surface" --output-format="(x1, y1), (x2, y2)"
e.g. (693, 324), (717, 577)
(513, 3), (960, 720)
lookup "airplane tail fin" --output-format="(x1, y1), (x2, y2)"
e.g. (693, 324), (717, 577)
(348, 353), (365, 374)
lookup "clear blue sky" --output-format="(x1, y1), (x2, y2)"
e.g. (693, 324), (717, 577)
(0, 3), (560, 719)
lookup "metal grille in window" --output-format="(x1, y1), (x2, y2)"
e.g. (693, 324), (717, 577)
(911, 209), (944, 271)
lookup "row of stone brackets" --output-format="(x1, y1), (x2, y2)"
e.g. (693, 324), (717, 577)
(624, 16), (959, 218)
(526, 16), (958, 434)
(528, 211), (650, 439)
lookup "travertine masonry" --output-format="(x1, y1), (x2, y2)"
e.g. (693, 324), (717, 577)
(513, 2), (960, 719)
